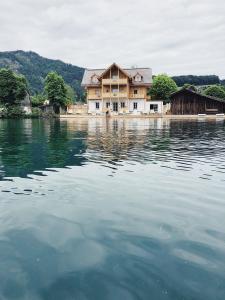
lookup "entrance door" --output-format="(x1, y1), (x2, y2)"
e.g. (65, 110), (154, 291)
(113, 102), (118, 112)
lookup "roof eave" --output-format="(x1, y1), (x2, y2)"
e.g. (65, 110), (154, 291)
(171, 88), (225, 103)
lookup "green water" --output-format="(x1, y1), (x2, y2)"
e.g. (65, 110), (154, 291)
(0, 118), (225, 300)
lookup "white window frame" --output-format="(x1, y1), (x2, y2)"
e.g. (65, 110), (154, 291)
(150, 104), (158, 112)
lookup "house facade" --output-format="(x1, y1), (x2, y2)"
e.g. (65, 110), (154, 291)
(81, 63), (163, 115)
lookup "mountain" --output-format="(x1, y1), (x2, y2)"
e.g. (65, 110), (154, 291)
(0, 50), (85, 99)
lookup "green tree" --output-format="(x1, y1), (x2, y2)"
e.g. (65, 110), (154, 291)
(182, 83), (197, 92)
(0, 68), (28, 105)
(80, 90), (87, 103)
(65, 84), (77, 106)
(219, 84), (225, 93)
(31, 93), (46, 107)
(15, 74), (28, 101)
(44, 71), (67, 107)
(149, 74), (178, 102)
(204, 85), (225, 100)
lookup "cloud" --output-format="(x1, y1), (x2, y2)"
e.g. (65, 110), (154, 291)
(0, 0), (225, 77)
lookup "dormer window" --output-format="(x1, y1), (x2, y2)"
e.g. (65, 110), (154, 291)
(91, 74), (99, 84)
(134, 73), (143, 82)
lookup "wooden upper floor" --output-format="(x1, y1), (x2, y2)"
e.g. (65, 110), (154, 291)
(82, 63), (152, 100)
(87, 86), (151, 100)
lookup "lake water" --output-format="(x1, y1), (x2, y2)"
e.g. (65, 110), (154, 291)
(0, 118), (225, 300)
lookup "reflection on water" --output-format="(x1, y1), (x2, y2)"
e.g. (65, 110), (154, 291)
(0, 118), (225, 300)
(1, 118), (225, 179)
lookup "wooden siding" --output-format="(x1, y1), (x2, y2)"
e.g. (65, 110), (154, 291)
(102, 78), (128, 85)
(171, 90), (225, 115)
(130, 86), (148, 99)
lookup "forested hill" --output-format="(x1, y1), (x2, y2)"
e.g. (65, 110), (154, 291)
(0, 50), (84, 98)
(172, 75), (221, 87)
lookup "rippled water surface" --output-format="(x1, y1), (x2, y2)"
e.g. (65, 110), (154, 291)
(0, 118), (225, 300)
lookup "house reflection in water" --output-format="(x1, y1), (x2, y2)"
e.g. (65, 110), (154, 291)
(63, 118), (171, 166)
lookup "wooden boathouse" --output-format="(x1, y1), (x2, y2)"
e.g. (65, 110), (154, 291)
(170, 88), (225, 115)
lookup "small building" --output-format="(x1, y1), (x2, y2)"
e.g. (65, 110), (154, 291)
(40, 102), (67, 115)
(81, 63), (163, 115)
(170, 88), (225, 115)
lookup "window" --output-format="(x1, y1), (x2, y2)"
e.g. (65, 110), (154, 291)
(112, 88), (119, 93)
(150, 104), (158, 112)
(113, 102), (118, 112)
(96, 102), (100, 110)
(134, 89), (138, 95)
(106, 102), (110, 108)
(134, 74), (143, 82)
(91, 75), (99, 84)
(133, 102), (138, 110)
(121, 102), (125, 108)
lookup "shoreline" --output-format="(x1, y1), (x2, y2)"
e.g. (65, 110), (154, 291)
(1, 114), (224, 120)
(60, 114), (225, 120)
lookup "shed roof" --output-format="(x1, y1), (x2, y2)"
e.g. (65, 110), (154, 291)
(171, 88), (225, 103)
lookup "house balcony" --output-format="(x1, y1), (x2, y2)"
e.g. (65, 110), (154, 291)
(130, 94), (151, 100)
(102, 78), (128, 85)
(102, 92), (128, 98)
(130, 94), (146, 99)
(87, 94), (102, 100)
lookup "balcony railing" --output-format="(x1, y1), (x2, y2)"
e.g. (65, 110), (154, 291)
(130, 94), (146, 99)
(102, 92), (128, 98)
(87, 93), (150, 100)
(87, 94), (101, 100)
(102, 78), (128, 85)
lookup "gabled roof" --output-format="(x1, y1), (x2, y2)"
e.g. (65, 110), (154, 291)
(133, 72), (142, 77)
(98, 63), (131, 79)
(171, 88), (225, 103)
(81, 65), (152, 86)
(91, 73), (98, 79)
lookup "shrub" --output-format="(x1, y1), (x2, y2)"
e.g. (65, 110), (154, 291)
(204, 85), (225, 100)
(30, 107), (42, 118)
(1, 106), (26, 118)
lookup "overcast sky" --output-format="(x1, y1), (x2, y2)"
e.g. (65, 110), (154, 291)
(0, 0), (225, 77)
